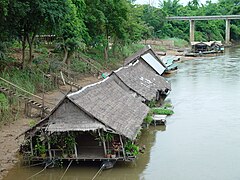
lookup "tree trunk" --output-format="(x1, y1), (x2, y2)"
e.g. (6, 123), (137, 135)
(21, 35), (27, 68)
(29, 41), (33, 65)
(104, 46), (108, 60)
(112, 37), (117, 57)
(104, 26), (109, 60)
(63, 46), (69, 64)
(26, 33), (36, 67)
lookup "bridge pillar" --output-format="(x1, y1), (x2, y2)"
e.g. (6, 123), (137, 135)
(190, 20), (195, 42)
(225, 19), (231, 45)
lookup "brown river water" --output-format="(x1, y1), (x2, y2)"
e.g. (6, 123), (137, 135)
(4, 47), (240, 180)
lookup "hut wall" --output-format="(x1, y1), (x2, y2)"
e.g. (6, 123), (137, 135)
(48, 99), (104, 132)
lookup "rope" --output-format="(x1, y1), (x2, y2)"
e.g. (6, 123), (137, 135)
(59, 160), (73, 180)
(25, 162), (45, 168)
(26, 161), (53, 180)
(91, 164), (105, 180)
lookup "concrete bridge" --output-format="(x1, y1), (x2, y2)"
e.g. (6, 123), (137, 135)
(166, 15), (240, 44)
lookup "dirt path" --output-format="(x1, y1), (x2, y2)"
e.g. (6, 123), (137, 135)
(0, 75), (99, 180)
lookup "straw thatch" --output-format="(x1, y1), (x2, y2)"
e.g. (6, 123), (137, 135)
(46, 99), (106, 132)
(111, 60), (171, 101)
(68, 77), (149, 140)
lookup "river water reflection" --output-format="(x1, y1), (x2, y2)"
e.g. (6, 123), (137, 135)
(5, 47), (240, 180)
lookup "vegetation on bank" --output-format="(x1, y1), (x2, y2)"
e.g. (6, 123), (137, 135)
(151, 108), (174, 116)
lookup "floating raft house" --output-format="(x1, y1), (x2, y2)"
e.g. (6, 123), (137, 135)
(20, 46), (171, 166)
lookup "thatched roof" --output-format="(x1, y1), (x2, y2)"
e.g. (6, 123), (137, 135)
(68, 77), (149, 140)
(112, 60), (171, 101)
(124, 45), (166, 75)
(46, 99), (106, 132)
(21, 95), (107, 137)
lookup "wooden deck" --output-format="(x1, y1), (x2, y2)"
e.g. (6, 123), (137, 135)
(152, 114), (167, 125)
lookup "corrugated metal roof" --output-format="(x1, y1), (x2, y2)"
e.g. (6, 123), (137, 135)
(141, 53), (166, 75)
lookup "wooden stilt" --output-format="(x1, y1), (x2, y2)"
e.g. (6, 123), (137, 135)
(30, 136), (34, 156)
(24, 103), (27, 116)
(74, 143), (78, 158)
(99, 130), (107, 156)
(48, 140), (52, 160)
(28, 104), (32, 117)
(119, 135), (126, 160)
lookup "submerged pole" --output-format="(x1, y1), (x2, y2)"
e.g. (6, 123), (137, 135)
(59, 160), (73, 180)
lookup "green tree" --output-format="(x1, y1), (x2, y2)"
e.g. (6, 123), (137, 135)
(57, 0), (87, 65)
(6, 0), (68, 68)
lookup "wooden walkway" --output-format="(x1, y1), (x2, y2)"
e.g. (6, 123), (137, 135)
(0, 86), (50, 116)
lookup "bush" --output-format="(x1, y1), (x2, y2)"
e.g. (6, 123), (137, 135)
(144, 114), (153, 124)
(163, 103), (173, 108)
(147, 100), (157, 108)
(151, 108), (174, 115)
(125, 141), (139, 156)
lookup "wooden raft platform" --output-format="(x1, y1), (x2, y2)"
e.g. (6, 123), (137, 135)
(152, 114), (167, 125)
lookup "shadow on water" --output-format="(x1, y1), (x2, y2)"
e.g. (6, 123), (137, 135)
(4, 126), (166, 180)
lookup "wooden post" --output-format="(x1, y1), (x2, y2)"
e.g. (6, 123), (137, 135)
(48, 140), (52, 160)
(74, 143), (78, 158)
(30, 136), (34, 156)
(99, 130), (107, 156)
(119, 135), (126, 160)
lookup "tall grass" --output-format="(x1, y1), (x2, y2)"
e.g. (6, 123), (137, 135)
(0, 68), (55, 94)
(80, 43), (145, 71)
(0, 93), (15, 125)
(164, 37), (189, 48)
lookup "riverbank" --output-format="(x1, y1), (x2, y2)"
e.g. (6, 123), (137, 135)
(0, 75), (99, 180)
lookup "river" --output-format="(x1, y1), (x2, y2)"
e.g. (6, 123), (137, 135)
(4, 47), (240, 180)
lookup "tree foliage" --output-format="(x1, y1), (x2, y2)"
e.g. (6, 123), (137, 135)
(1, 0), (240, 68)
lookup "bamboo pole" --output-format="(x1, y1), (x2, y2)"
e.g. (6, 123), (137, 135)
(0, 77), (43, 100)
(60, 71), (66, 85)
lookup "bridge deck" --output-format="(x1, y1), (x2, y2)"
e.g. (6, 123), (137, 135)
(167, 15), (240, 20)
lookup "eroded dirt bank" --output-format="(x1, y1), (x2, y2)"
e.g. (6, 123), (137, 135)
(0, 75), (99, 180)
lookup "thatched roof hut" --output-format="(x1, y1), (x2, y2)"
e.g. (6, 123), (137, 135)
(124, 45), (166, 75)
(21, 77), (150, 163)
(68, 77), (149, 140)
(24, 77), (149, 140)
(111, 60), (171, 102)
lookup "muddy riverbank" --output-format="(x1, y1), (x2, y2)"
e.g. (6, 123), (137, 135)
(0, 76), (99, 180)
